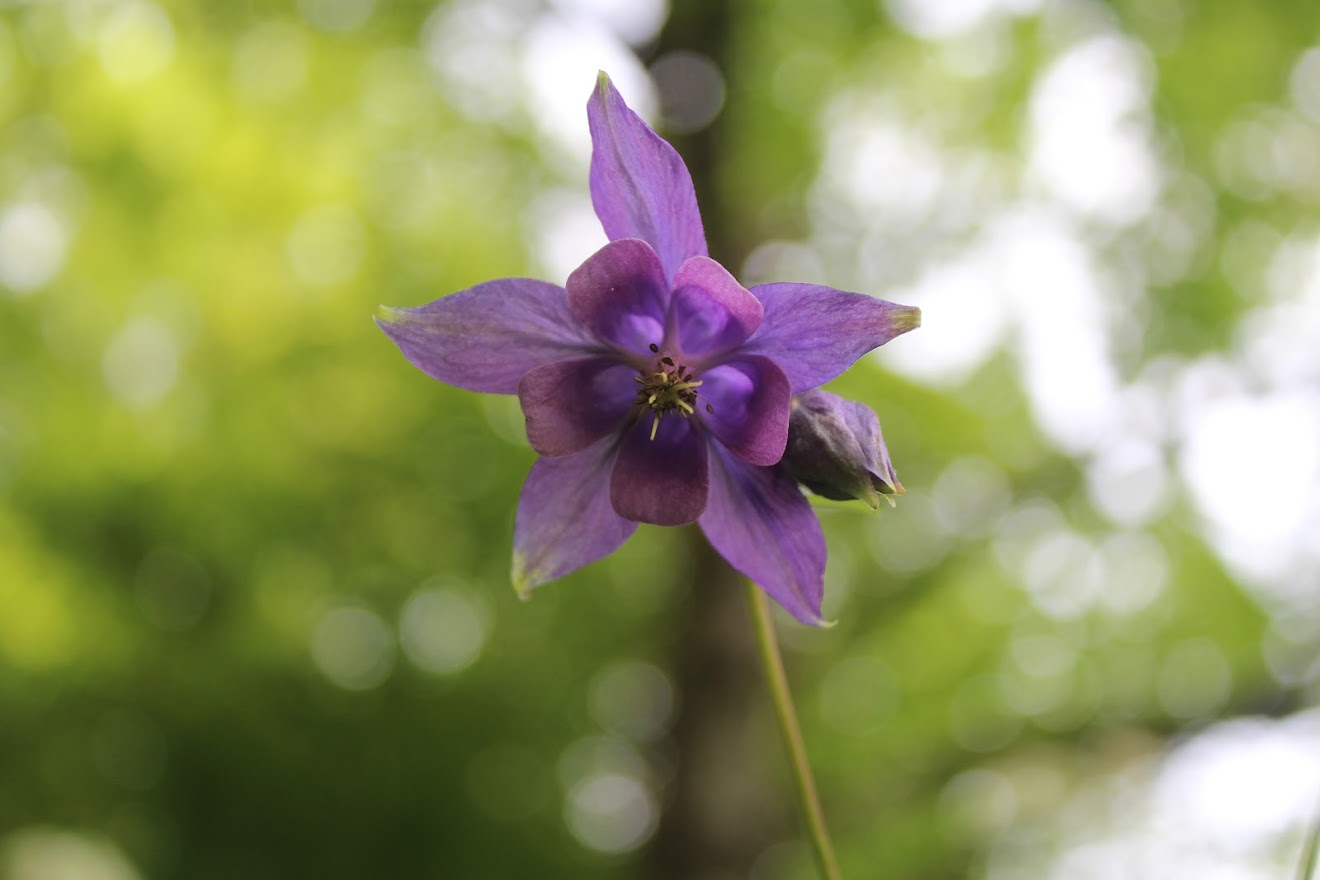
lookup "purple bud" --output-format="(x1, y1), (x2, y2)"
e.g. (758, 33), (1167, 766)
(781, 389), (903, 510)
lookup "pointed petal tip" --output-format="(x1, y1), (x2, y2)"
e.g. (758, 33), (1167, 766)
(374, 305), (402, 326)
(895, 304), (922, 333)
(511, 554), (538, 601)
(596, 70), (611, 90)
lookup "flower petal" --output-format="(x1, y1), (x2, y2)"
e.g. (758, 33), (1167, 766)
(700, 446), (828, 626)
(567, 239), (670, 357)
(698, 356), (790, 467)
(610, 415), (708, 525)
(744, 283), (921, 393)
(518, 357), (637, 458)
(666, 257), (764, 360)
(376, 279), (599, 394)
(588, 72), (707, 285)
(512, 437), (636, 596)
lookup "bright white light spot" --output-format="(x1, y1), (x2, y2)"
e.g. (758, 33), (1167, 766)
(1156, 638), (1232, 720)
(97, 2), (173, 83)
(0, 202), (67, 294)
(565, 772), (657, 853)
(231, 21), (309, 104)
(588, 661), (675, 742)
(1086, 442), (1171, 526)
(0, 828), (142, 880)
(821, 115), (945, 224)
(988, 710), (1320, 878)
(879, 254), (1007, 385)
(1154, 713), (1320, 846)
(398, 586), (489, 676)
(298, 0), (374, 33)
(286, 205), (365, 287)
(550, 0), (668, 46)
(1027, 35), (1160, 225)
(310, 606), (395, 690)
(423, 0), (526, 123)
(885, 0), (1037, 40)
(818, 656), (899, 735)
(995, 210), (1121, 454)
(1179, 391), (1320, 583)
(521, 13), (653, 165)
(102, 316), (179, 408)
(527, 188), (607, 283)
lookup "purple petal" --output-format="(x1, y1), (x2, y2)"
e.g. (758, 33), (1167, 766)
(588, 72), (707, 285)
(610, 415), (708, 525)
(698, 356), (790, 467)
(567, 239), (670, 357)
(512, 437), (636, 596)
(700, 446), (828, 626)
(834, 392), (902, 496)
(377, 279), (600, 394)
(518, 357), (637, 458)
(744, 283), (921, 393)
(666, 257), (764, 360)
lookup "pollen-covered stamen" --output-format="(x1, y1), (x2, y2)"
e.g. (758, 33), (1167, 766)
(634, 348), (711, 440)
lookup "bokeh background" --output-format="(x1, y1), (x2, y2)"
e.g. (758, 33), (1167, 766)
(3, 0), (1320, 877)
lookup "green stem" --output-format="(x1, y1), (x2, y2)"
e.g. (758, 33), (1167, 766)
(1298, 805), (1320, 880)
(745, 581), (843, 880)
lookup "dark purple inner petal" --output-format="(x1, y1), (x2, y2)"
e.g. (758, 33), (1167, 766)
(610, 415), (708, 526)
(665, 257), (763, 360)
(518, 357), (636, 458)
(567, 239), (670, 358)
(698, 356), (790, 467)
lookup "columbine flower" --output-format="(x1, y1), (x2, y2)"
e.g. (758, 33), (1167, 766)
(376, 73), (919, 625)
(781, 389), (904, 510)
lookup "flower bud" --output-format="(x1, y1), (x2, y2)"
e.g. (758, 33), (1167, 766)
(780, 390), (903, 509)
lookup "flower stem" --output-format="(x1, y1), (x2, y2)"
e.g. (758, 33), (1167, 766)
(1298, 804), (1320, 880)
(745, 581), (843, 880)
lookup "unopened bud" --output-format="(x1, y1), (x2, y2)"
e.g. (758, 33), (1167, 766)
(780, 390), (903, 509)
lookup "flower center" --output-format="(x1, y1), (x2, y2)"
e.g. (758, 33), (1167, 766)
(634, 344), (713, 440)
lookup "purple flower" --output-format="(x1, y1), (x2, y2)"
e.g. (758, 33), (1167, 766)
(376, 73), (919, 625)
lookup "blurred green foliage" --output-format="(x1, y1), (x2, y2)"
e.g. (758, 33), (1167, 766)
(2, 1), (1318, 879)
